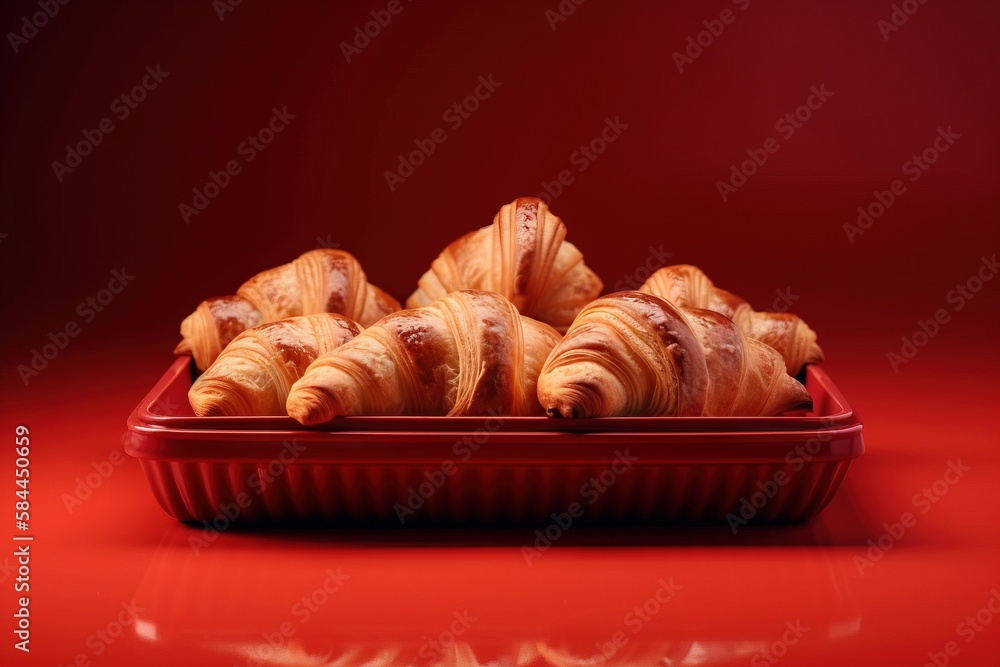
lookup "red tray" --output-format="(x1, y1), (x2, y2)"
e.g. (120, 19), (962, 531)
(126, 357), (863, 525)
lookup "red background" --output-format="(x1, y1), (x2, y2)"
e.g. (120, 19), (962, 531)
(1, 1), (998, 666)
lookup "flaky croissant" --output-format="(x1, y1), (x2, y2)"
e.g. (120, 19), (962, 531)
(286, 290), (561, 424)
(188, 314), (362, 416)
(175, 249), (400, 370)
(407, 197), (603, 333)
(639, 265), (823, 375)
(537, 291), (812, 418)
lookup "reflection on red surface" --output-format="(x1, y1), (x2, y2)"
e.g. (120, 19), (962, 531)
(129, 522), (863, 666)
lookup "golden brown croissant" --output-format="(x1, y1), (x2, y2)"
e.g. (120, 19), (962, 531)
(406, 197), (603, 333)
(175, 249), (399, 370)
(287, 290), (561, 424)
(537, 291), (812, 418)
(188, 314), (362, 416)
(639, 264), (823, 375)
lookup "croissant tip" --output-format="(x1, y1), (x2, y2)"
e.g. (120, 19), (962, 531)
(543, 401), (583, 419)
(794, 385), (814, 413)
(287, 388), (336, 425)
(190, 400), (219, 418)
(174, 339), (192, 355)
(791, 351), (824, 376)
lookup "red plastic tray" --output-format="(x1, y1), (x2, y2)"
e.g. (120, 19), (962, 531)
(126, 356), (863, 524)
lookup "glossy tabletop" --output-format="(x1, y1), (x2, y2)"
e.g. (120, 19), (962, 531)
(4, 343), (998, 667)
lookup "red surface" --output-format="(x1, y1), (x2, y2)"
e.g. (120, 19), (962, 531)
(1, 0), (999, 665)
(3, 349), (999, 666)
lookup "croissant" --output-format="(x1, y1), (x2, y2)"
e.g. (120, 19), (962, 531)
(286, 290), (561, 424)
(175, 249), (400, 370)
(537, 291), (812, 418)
(406, 197), (603, 333)
(188, 314), (362, 416)
(639, 265), (823, 375)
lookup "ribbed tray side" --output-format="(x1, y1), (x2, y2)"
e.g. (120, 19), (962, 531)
(140, 460), (853, 525)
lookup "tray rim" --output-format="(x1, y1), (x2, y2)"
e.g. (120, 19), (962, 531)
(128, 391), (864, 466)
(135, 356), (858, 433)
(126, 419), (864, 464)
